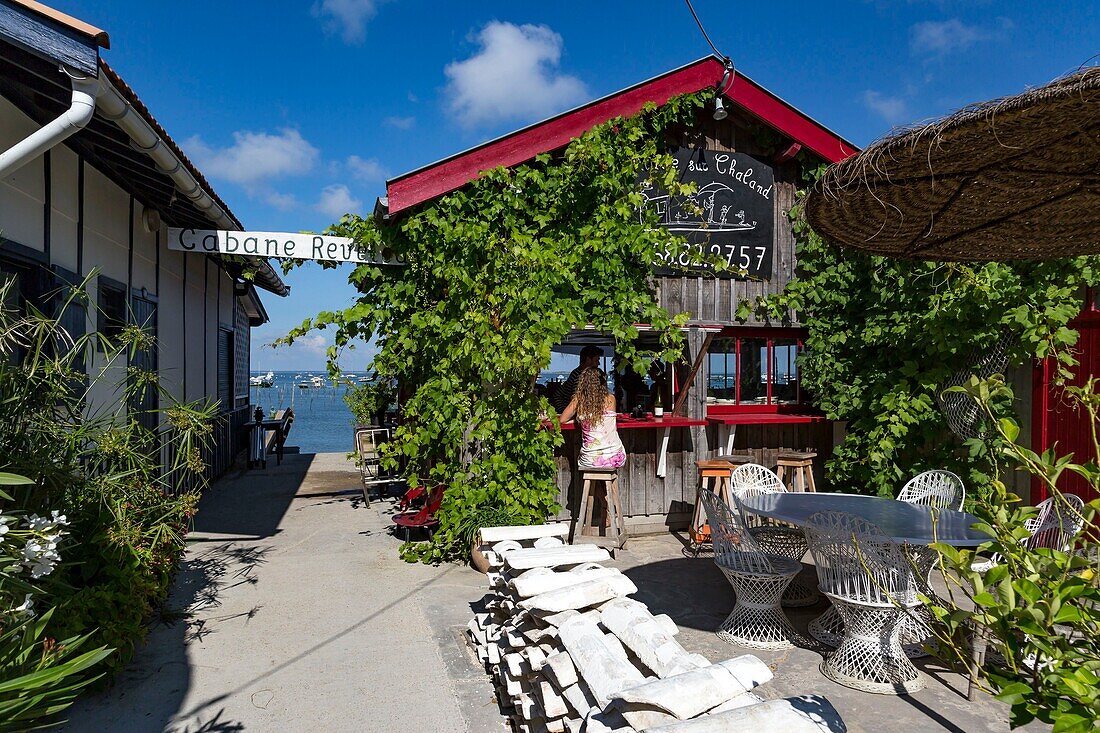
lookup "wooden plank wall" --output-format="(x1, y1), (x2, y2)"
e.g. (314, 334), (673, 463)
(656, 108), (801, 327)
(552, 110), (834, 532)
(552, 427), (701, 531)
(551, 420), (835, 530)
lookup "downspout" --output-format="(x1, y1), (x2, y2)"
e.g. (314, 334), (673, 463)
(0, 67), (100, 178)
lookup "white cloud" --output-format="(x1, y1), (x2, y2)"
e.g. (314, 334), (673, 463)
(444, 21), (587, 127)
(346, 155), (389, 182)
(186, 129), (319, 187)
(297, 333), (328, 356)
(863, 90), (909, 123)
(312, 0), (382, 44)
(384, 115), (416, 129)
(264, 191), (299, 210)
(909, 18), (986, 57)
(315, 184), (363, 219)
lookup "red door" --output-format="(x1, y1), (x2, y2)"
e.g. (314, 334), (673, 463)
(1032, 310), (1100, 503)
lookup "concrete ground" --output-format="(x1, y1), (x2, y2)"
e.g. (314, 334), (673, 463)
(65, 452), (1044, 733)
(65, 452), (504, 733)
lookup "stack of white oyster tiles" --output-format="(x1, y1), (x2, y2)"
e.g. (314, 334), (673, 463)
(466, 524), (846, 733)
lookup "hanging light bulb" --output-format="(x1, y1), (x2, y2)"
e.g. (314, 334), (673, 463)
(713, 96), (728, 121)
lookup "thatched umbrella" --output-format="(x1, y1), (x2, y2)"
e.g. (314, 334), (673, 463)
(806, 66), (1100, 260)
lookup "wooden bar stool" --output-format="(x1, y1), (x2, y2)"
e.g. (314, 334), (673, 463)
(571, 468), (626, 550)
(776, 450), (817, 492)
(689, 459), (741, 553)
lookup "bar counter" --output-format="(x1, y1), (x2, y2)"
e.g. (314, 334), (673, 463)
(550, 415), (707, 431)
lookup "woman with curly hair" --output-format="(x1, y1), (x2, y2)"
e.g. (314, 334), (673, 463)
(559, 367), (626, 469)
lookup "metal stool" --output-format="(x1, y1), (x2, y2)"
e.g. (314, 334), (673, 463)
(689, 459), (745, 553)
(777, 450), (817, 493)
(572, 468), (626, 550)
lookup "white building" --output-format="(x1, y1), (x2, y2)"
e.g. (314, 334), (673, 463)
(0, 0), (288, 485)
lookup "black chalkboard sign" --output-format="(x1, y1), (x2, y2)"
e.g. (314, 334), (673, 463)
(642, 148), (775, 279)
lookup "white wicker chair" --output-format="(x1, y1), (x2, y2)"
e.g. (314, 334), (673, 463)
(730, 463), (818, 608)
(971, 494), (1086, 573)
(897, 470), (966, 510)
(893, 470), (965, 656)
(804, 510), (925, 695)
(699, 488), (802, 650)
(971, 494), (1086, 670)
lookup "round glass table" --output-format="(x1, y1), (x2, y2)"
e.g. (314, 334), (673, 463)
(740, 492), (987, 547)
(739, 492), (989, 694)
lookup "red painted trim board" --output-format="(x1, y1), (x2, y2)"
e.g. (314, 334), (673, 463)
(387, 57), (857, 216)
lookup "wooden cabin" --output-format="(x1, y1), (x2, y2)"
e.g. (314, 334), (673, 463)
(377, 57), (857, 533)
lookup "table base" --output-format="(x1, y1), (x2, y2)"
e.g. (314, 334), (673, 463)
(821, 597), (926, 695)
(808, 605), (845, 647)
(811, 602), (934, 658)
(782, 573), (820, 608)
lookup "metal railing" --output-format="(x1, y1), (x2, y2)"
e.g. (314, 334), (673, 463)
(162, 404), (252, 495)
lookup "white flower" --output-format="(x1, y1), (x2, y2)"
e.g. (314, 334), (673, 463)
(13, 593), (33, 615)
(49, 510), (69, 526)
(28, 559), (55, 579)
(24, 514), (54, 532)
(22, 540), (43, 562)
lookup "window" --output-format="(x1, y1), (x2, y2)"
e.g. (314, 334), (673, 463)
(706, 331), (805, 408)
(97, 278), (127, 347)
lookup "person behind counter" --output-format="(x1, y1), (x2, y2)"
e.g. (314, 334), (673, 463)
(559, 367), (626, 469)
(550, 345), (604, 413)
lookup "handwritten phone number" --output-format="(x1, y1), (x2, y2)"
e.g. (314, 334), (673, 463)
(656, 242), (769, 273)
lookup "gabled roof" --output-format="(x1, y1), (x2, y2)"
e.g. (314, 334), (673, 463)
(383, 55), (858, 217)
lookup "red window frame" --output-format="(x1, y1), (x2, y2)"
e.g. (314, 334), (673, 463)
(707, 327), (809, 415)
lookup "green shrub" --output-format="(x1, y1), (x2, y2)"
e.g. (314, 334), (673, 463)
(0, 273), (215, 687)
(0, 474), (112, 729)
(285, 92), (713, 563)
(344, 377), (395, 426)
(924, 376), (1100, 731)
(755, 178), (1099, 498)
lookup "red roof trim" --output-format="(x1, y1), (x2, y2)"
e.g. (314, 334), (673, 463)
(386, 56), (857, 216)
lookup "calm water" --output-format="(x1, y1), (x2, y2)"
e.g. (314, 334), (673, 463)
(250, 370), (574, 453)
(249, 371), (359, 454)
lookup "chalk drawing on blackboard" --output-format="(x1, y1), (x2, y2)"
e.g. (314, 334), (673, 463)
(640, 182), (758, 234)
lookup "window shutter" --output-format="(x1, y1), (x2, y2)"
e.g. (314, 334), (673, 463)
(217, 329), (233, 413)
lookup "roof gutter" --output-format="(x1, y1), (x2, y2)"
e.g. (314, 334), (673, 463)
(94, 74), (290, 297)
(0, 59), (290, 297)
(94, 74), (231, 228)
(0, 66), (99, 178)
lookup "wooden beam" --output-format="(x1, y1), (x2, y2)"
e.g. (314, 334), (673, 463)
(672, 330), (717, 416)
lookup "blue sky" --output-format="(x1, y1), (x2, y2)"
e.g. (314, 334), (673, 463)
(55, 0), (1099, 370)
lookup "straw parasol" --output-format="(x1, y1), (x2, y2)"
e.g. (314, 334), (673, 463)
(805, 65), (1100, 260)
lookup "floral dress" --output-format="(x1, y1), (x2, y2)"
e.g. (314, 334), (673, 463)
(578, 411), (626, 469)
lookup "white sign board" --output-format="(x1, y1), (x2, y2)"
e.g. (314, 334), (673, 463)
(167, 228), (403, 265)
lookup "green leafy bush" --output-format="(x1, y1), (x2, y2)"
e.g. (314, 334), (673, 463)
(756, 179), (1099, 498)
(344, 377), (395, 426)
(924, 376), (1100, 732)
(0, 609), (112, 732)
(284, 92), (713, 562)
(0, 474), (112, 729)
(0, 273), (215, 686)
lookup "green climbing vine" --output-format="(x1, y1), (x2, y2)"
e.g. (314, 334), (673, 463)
(284, 92), (713, 562)
(753, 171), (1100, 499)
